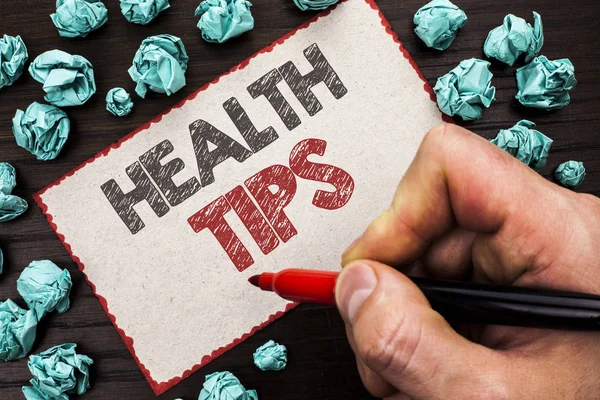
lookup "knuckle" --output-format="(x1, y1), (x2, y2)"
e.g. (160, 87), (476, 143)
(422, 123), (448, 150)
(358, 312), (423, 376)
(485, 141), (516, 172)
(421, 123), (472, 164)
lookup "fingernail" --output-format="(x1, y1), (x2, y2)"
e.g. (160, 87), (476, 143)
(336, 262), (378, 325)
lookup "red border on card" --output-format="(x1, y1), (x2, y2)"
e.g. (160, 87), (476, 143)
(33, 0), (446, 395)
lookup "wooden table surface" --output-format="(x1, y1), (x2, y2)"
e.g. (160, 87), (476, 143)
(1, 0), (599, 399)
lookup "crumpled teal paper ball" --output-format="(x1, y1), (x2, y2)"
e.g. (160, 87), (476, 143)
(13, 102), (71, 161)
(490, 120), (552, 170)
(106, 87), (134, 116)
(293, 0), (338, 11)
(0, 194), (28, 222)
(483, 12), (543, 66)
(17, 260), (72, 321)
(0, 162), (17, 195)
(433, 58), (496, 121)
(0, 299), (38, 361)
(22, 343), (93, 400)
(195, 0), (254, 44)
(555, 160), (585, 189)
(0, 34), (28, 90)
(0, 162), (28, 222)
(51, 0), (108, 38)
(28, 49), (96, 107)
(199, 371), (258, 400)
(253, 340), (287, 371)
(413, 0), (467, 51)
(515, 56), (576, 110)
(128, 34), (188, 98)
(120, 0), (170, 25)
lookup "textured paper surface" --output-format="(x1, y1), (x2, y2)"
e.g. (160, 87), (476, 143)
(36, 0), (442, 394)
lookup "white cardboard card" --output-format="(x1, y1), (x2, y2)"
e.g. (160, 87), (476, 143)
(35, 0), (443, 394)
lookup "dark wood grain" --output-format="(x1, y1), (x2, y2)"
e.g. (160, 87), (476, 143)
(1, 0), (599, 399)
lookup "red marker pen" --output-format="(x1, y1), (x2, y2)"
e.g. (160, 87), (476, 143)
(248, 269), (338, 306)
(249, 268), (600, 330)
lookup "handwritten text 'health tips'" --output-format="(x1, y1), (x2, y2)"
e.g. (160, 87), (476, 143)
(101, 44), (355, 271)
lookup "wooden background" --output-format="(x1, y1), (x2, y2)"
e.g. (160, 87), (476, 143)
(1, 0), (599, 399)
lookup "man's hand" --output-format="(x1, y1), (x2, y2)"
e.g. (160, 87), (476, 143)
(336, 123), (600, 399)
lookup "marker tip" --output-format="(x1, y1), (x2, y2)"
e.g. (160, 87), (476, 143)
(248, 275), (260, 287)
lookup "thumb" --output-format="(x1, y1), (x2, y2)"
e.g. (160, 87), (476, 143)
(336, 261), (509, 399)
